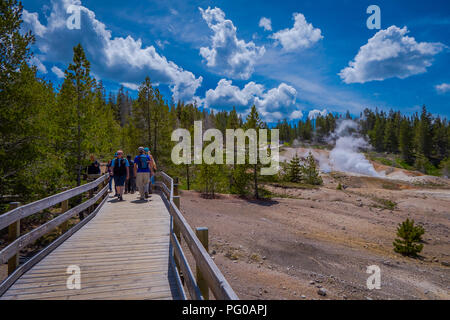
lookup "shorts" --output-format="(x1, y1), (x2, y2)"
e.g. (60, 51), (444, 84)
(114, 175), (127, 186)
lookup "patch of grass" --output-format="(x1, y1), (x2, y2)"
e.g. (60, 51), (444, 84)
(395, 158), (415, 171)
(372, 197), (397, 210)
(249, 253), (261, 263)
(374, 157), (395, 166)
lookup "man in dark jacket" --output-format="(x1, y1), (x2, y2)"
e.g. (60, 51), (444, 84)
(125, 155), (136, 194)
(110, 150), (129, 201)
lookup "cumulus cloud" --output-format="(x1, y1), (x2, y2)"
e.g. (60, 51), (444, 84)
(29, 56), (47, 73)
(51, 66), (65, 78)
(290, 110), (304, 120)
(259, 17), (272, 31)
(22, 9), (47, 37)
(435, 83), (450, 94)
(308, 108), (327, 119)
(199, 7), (265, 80)
(270, 13), (322, 51)
(22, 0), (202, 102)
(339, 26), (445, 84)
(203, 79), (299, 121)
(121, 82), (140, 91)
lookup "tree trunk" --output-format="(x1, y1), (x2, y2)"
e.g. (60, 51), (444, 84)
(186, 164), (190, 190)
(254, 164), (258, 199)
(147, 91), (152, 147)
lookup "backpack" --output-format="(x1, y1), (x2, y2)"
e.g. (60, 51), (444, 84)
(113, 159), (127, 176)
(128, 160), (134, 176)
(137, 154), (149, 170)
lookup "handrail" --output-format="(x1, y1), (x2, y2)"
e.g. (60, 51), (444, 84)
(156, 172), (239, 300)
(0, 174), (108, 230)
(0, 186), (108, 264)
(0, 174), (109, 287)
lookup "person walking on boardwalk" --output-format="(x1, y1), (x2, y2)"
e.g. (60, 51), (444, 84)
(110, 150), (129, 201)
(106, 153), (117, 193)
(135, 147), (151, 200)
(145, 147), (157, 194)
(87, 155), (101, 175)
(125, 155), (136, 194)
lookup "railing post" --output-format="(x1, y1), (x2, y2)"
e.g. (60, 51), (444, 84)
(8, 202), (21, 275)
(173, 177), (181, 242)
(173, 177), (180, 209)
(196, 227), (209, 300)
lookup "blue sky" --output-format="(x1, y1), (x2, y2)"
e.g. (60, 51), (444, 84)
(21, 0), (450, 121)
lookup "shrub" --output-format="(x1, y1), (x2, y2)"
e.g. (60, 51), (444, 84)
(393, 218), (425, 256)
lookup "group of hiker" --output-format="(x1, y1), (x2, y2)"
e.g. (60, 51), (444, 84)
(104, 147), (157, 201)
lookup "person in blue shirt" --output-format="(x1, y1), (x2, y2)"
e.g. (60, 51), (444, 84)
(144, 147), (157, 194)
(110, 150), (129, 201)
(134, 147), (151, 200)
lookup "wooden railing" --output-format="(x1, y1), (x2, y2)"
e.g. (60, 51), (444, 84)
(156, 172), (239, 300)
(0, 174), (109, 295)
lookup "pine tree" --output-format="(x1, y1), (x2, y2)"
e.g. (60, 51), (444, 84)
(399, 118), (414, 165)
(302, 152), (323, 185)
(416, 105), (433, 159)
(414, 153), (430, 174)
(383, 111), (399, 153)
(133, 76), (154, 148)
(245, 105), (263, 198)
(287, 153), (302, 182)
(393, 219), (425, 256)
(61, 43), (96, 186)
(369, 115), (385, 152)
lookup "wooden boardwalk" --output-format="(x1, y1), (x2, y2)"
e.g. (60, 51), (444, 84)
(0, 193), (181, 300)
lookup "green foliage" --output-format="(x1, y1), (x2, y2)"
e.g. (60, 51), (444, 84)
(440, 158), (450, 178)
(393, 219), (425, 256)
(196, 162), (227, 198)
(287, 154), (302, 182)
(302, 152), (323, 185)
(230, 164), (251, 196)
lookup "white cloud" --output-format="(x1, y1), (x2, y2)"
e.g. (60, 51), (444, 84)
(51, 66), (65, 78)
(22, 9), (47, 37)
(29, 56), (47, 73)
(22, 0), (202, 102)
(199, 7), (265, 80)
(290, 110), (304, 120)
(121, 82), (140, 91)
(203, 79), (298, 122)
(259, 17), (272, 31)
(308, 109), (327, 120)
(270, 13), (322, 51)
(339, 26), (445, 84)
(435, 83), (450, 94)
(155, 39), (169, 49)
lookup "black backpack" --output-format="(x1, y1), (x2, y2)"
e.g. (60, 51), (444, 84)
(113, 159), (127, 176)
(128, 160), (134, 176)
